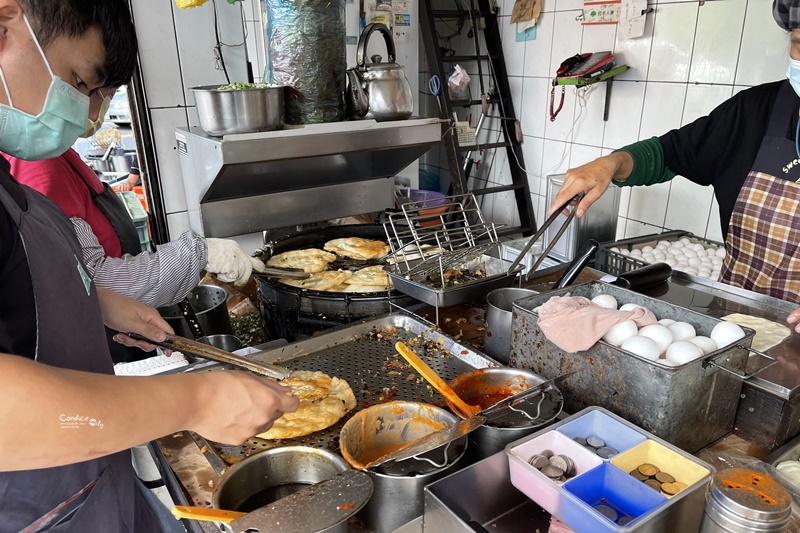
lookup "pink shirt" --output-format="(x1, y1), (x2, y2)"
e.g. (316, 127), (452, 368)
(7, 149), (123, 258)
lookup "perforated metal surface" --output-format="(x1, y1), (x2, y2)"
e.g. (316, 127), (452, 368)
(209, 314), (498, 465)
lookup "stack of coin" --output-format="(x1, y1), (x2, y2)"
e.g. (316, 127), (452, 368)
(527, 449), (577, 482)
(573, 435), (619, 459)
(629, 463), (687, 496)
(593, 499), (634, 525)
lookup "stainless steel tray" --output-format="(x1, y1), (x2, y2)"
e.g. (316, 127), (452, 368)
(509, 281), (754, 453)
(196, 313), (501, 467)
(387, 255), (522, 308)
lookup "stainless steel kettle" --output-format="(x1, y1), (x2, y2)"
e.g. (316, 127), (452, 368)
(346, 23), (413, 122)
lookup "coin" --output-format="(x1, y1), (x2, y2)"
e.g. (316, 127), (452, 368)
(540, 449), (554, 459)
(673, 482), (688, 491)
(594, 504), (618, 522)
(574, 437), (587, 446)
(597, 446), (618, 459)
(638, 463), (659, 477)
(655, 471), (675, 484)
(541, 464), (564, 479)
(587, 436), (605, 448)
(618, 516), (635, 526)
(559, 455), (575, 477)
(528, 454), (550, 470)
(630, 469), (649, 481)
(661, 482), (680, 495)
(644, 479), (662, 492)
(549, 455), (568, 472)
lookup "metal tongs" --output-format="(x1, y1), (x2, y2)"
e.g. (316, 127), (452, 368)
(507, 192), (586, 280)
(127, 332), (292, 380)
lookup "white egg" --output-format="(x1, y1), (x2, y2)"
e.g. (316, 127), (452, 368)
(620, 249), (631, 256)
(688, 257), (702, 267)
(619, 303), (643, 312)
(711, 257), (723, 265)
(683, 249), (698, 259)
(698, 269), (712, 278)
(656, 357), (679, 367)
(621, 335), (661, 361)
(592, 294), (618, 309)
(679, 237), (691, 245)
(656, 244), (669, 251)
(642, 254), (654, 264)
(684, 267), (699, 275)
(710, 321), (746, 348)
(610, 247), (620, 253)
(668, 321), (696, 341)
(705, 247), (717, 255)
(642, 245), (654, 253)
(665, 341), (704, 365)
(603, 320), (639, 347)
(665, 258), (678, 268)
(672, 241), (685, 249)
(692, 243), (705, 252)
(654, 252), (666, 261)
(658, 318), (676, 326)
(716, 248), (727, 258)
(631, 249), (643, 256)
(711, 270), (721, 280)
(638, 324), (674, 354)
(658, 240), (672, 248)
(688, 335), (718, 354)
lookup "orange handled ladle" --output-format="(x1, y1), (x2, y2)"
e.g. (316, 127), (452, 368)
(395, 341), (481, 418)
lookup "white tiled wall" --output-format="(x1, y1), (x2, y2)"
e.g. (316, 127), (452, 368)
(423, 0), (788, 244)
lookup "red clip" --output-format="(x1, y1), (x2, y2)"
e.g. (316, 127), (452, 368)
(550, 81), (565, 122)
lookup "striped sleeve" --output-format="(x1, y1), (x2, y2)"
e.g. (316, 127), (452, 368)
(71, 217), (208, 308)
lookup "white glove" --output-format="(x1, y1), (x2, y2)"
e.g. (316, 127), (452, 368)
(205, 238), (265, 286)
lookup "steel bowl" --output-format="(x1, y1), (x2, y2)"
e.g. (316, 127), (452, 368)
(213, 446), (353, 533)
(192, 84), (285, 136)
(158, 284), (231, 339)
(197, 334), (241, 352)
(447, 368), (563, 462)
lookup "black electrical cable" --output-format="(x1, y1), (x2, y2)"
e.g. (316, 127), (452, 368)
(211, 0), (230, 84)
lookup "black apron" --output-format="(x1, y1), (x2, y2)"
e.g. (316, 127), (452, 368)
(0, 177), (162, 532)
(72, 158), (148, 363)
(718, 81), (800, 302)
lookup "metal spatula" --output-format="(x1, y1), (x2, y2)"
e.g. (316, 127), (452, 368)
(172, 470), (373, 533)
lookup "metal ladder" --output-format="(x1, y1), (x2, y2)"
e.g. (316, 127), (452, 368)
(420, 0), (536, 237)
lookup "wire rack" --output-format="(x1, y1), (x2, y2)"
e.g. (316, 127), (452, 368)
(383, 192), (500, 285)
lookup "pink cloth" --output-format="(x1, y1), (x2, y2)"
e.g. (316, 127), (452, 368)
(536, 294), (657, 352)
(549, 518), (577, 533)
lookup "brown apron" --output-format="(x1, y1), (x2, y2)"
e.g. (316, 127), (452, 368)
(718, 81), (800, 304)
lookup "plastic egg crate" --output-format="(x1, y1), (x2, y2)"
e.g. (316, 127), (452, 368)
(506, 407), (714, 533)
(597, 231), (724, 280)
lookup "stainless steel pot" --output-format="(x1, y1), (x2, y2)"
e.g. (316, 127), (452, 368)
(447, 368), (563, 463)
(158, 285), (231, 339)
(197, 334), (241, 352)
(213, 446), (351, 533)
(484, 287), (539, 364)
(192, 84), (285, 136)
(110, 154), (130, 173)
(339, 401), (466, 533)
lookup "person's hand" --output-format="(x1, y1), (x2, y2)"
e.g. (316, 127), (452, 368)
(116, 181), (132, 192)
(96, 287), (174, 351)
(189, 371), (299, 444)
(205, 238), (266, 286)
(547, 152), (633, 219)
(787, 307), (800, 334)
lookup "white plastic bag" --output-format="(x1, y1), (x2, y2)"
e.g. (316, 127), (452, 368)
(448, 65), (471, 101)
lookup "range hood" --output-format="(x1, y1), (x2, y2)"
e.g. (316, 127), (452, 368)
(176, 118), (441, 238)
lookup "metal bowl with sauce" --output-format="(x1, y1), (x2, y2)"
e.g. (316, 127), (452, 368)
(447, 367), (563, 462)
(192, 84), (285, 136)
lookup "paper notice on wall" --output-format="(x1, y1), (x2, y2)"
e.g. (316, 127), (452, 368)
(618, 0), (647, 38)
(392, 0), (409, 10)
(369, 0), (393, 28)
(394, 13), (411, 43)
(581, 1), (621, 24)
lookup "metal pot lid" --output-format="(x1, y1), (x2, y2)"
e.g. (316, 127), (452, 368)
(709, 468), (792, 521)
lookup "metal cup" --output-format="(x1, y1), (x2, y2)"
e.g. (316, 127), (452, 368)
(197, 334), (242, 352)
(484, 287), (538, 363)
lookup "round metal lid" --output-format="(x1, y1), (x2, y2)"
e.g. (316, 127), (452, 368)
(708, 468), (792, 522)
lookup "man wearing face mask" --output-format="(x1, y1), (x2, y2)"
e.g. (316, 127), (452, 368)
(548, 0), (800, 334)
(0, 1), (300, 531)
(6, 84), (267, 362)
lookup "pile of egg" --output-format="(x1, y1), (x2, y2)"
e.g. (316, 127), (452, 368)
(609, 237), (726, 280)
(591, 294), (746, 367)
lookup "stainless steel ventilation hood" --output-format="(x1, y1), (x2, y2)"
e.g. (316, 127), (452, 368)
(176, 118), (441, 238)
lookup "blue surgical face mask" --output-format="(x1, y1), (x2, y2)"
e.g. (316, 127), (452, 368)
(0, 15), (90, 161)
(787, 53), (800, 98)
